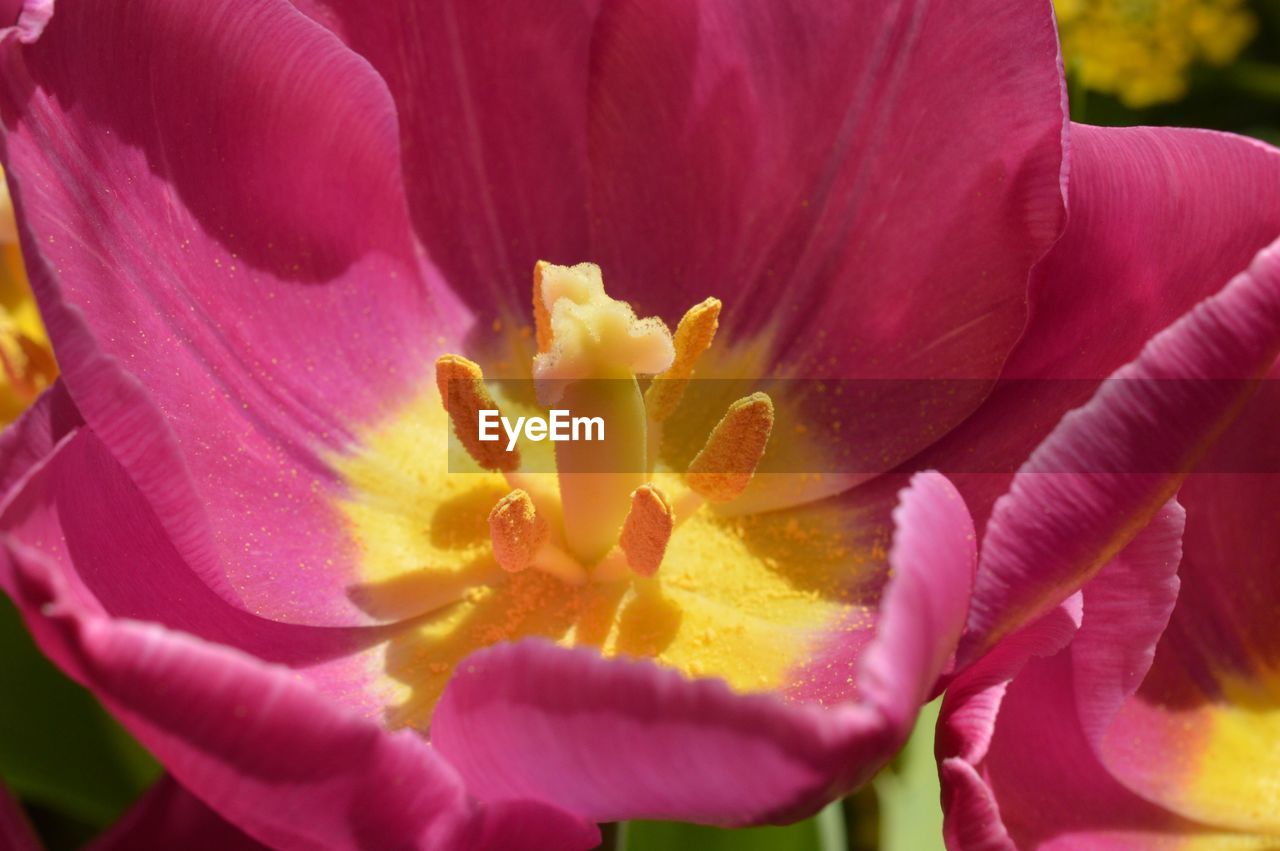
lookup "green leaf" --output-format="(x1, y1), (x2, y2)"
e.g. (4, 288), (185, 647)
(0, 594), (160, 827)
(875, 698), (945, 851)
(624, 800), (846, 851)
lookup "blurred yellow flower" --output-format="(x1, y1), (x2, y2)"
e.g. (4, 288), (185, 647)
(1055, 0), (1257, 107)
(0, 166), (57, 424)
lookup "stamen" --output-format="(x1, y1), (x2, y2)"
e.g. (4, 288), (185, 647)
(644, 297), (721, 422)
(532, 261), (554, 354)
(686, 392), (774, 502)
(435, 354), (520, 472)
(487, 489), (547, 573)
(618, 484), (675, 577)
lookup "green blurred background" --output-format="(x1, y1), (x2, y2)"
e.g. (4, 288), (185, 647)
(3, 1), (1280, 847)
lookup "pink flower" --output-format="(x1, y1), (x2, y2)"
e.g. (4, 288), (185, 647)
(938, 359), (1280, 849)
(1, 0), (1279, 847)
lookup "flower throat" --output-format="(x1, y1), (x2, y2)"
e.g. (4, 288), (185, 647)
(436, 262), (774, 583)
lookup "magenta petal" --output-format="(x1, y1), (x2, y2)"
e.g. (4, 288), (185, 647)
(1070, 502), (1185, 743)
(433, 472), (975, 825)
(935, 595), (1082, 768)
(917, 124), (1280, 534)
(0, 399), (382, 675)
(0, 0), (52, 44)
(1, 539), (597, 851)
(1, 0), (464, 625)
(856, 472), (975, 726)
(939, 502), (1194, 848)
(0, 381), (78, 499)
(1097, 367), (1280, 831)
(292, 0), (598, 315)
(938, 758), (1012, 851)
(958, 237), (1280, 663)
(583, 0), (1068, 494)
(0, 779), (39, 851)
(434, 641), (885, 825)
(588, 0), (1066, 345)
(89, 776), (269, 851)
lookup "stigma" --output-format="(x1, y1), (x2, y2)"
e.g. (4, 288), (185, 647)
(436, 262), (774, 583)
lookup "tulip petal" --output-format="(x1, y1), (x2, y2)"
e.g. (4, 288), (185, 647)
(936, 501), (1263, 849)
(304, 0), (1068, 510)
(0, 0), (465, 625)
(290, 0), (599, 317)
(588, 0), (1066, 344)
(958, 234), (1280, 663)
(89, 775), (269, 851)
(0, 0), (53, 45)
(0, 395), (387, 678)
(432, 471), (974, 825)
(0, 379), (76, 498)
(0, 534), (598, 851)
(586, 0), (1067, 505)
(797, 472), (975, 720)
(917, 124), (1280, 533)
(1099, 368), (1280, 835)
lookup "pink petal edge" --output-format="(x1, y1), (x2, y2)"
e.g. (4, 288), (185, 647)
(432, 471), (976, 825)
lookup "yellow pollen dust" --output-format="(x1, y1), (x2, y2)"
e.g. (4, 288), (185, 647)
(618, 484), (675, 577)
(488, 489), (548, 573)
(434, 354), (519, 472)
(644, 297), (721, 422)
(687, 392), (775, 502)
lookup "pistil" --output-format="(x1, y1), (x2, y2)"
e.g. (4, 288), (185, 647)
(532, 263), (674, 564)
(436, 262), (777, 585)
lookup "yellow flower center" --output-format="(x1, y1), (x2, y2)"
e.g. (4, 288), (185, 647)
(331, 262), (877, 728)
(436, 261), (774, 578)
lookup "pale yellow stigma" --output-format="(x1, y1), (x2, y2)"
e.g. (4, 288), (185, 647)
(687, 392), (774, 502)
(434, 354), (519, 472)
(532, 262), (673, 398)
(618, 484), (675, 577)
(644, 297), (721, 422)
(488, 489), (548, 573)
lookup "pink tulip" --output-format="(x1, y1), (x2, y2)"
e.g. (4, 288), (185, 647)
(2, 0), (1280, 847)
(938, 361), (1280, 849)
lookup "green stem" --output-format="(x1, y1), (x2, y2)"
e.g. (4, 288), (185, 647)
(815, 799), (848, 851)
(875, 698), (945, 851)
(596, 821), (628, 851)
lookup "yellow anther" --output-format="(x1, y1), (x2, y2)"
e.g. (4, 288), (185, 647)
(644, 297), (721, 422)
(488, 489), (548, 573)
(532, 261), (554, 354)
(434, 354), (519, 472)
(686, 392), (774, 502)
(618, 484), (675, 577)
